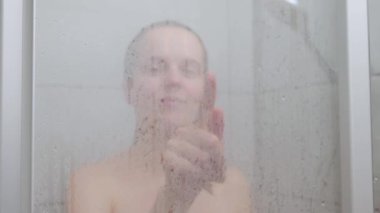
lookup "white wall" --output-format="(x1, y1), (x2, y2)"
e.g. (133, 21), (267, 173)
(33, 0), (254, 212)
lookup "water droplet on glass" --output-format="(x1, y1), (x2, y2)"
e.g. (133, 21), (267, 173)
(374, 177), (379, 183)
(281, 96), (286, 101)
(53, 145), (58, 154)
(321, 201), (326, 207)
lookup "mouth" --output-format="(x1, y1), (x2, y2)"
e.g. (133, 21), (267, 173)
(160, 97), (185, 108)
(161, 97), (185, 104)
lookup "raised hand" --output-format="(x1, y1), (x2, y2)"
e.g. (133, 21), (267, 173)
(156, 73), (225, 212)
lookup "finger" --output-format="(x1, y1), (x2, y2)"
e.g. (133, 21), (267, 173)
(172, 128), (225, 184)
(162, 149), (202, 176)
(163, 148), (222, 193)
(196, 72), (216, 130)
(176, 127), (220, 152)
(205, 72), (216, 110)
(162, 150), (208, 191)
(203, 182), (213, 194)
(208, 108), (224, 141)
(167, 139), (209, 166)
(172, 128), (224, 168)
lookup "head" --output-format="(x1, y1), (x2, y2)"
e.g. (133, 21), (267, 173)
(124, 21), (210, 130)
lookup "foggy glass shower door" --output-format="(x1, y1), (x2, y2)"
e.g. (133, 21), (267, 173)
(33, 0), (344, 212)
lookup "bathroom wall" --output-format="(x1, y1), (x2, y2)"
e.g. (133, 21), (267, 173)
(251, 0), (342, 212)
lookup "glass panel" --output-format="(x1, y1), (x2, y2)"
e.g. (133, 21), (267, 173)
(251, 0), (342, 212)
(33, 0), (343, 212)
(368, 0), (380, 211)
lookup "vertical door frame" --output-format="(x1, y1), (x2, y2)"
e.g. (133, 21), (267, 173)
(0, 0), (33, 212)
(340, 0), (374, 212)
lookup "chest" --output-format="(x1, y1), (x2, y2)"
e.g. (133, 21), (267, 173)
(112, 185), (222, 213)
(112, 178), (161, 213)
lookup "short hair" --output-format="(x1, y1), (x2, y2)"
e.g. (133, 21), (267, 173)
(124, 20), (208, 79)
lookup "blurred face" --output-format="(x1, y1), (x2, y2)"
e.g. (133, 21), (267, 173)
(128, 26), (207, 129)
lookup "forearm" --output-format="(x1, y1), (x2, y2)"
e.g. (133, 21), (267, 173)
(151, 186), (197, 213)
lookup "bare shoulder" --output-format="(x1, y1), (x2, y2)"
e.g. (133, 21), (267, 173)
(69, 161), (116, 190)
(69, 155), (125, 188)
(224, 166), (251, 188)
(66, 155), (126, 213)
(210, 166), (253, 212)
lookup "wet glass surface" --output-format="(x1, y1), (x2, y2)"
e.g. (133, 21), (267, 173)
(34, 0), (343, 212)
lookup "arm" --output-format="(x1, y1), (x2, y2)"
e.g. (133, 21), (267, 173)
(150, 185), (195, 213)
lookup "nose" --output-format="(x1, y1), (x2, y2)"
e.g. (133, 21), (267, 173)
(163, 66), (182, 89)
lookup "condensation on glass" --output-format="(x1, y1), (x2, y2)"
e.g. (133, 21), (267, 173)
(34, 0), (343, 212)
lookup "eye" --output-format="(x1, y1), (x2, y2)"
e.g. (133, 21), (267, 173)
(181, 60), (202, 77)
(147, 57), (167, 75)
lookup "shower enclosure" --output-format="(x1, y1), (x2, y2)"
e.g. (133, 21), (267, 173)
(0, 0), (375, 212)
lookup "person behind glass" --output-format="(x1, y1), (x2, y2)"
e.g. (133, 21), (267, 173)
(67, 20), (252, 213)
